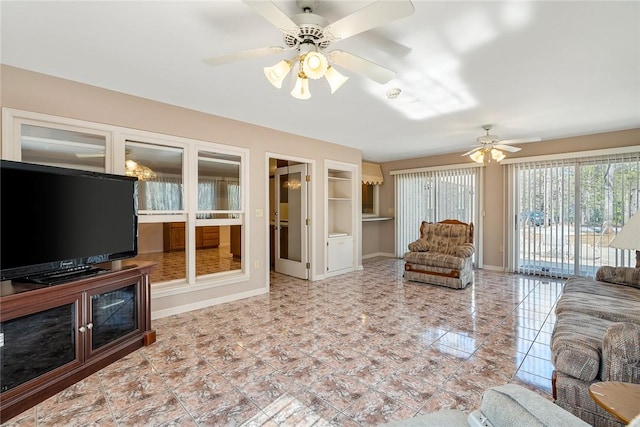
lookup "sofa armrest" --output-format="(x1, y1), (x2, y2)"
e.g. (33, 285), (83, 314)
(408, 239), (430, 252)
(601, 322), (640, 382)
(595, 266), (640, 289)
(453, 243), (475, 258)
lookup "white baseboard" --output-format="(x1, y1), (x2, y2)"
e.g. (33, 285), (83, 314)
(481, 264), (506, 272)
(151, 288), (267, 319)
(362, 252), (396, 259)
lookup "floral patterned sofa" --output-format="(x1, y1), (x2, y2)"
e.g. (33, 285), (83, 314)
(551, 266), (640, 427)
(403, 219), (475, 289)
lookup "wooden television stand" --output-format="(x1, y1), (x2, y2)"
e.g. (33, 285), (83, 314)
(0, 261), (156, 423)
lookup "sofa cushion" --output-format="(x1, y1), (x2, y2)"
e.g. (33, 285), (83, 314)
(596, 266), (640, 289)
(563, 276), (640, 302)
(555, 291), (640, 323)
(601, 322), (640, 382)
(551, 312), (614, 382)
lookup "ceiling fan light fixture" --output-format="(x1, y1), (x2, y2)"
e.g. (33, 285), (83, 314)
(491, 148), (506, 162)
(470, 150), (485, 164)
(324, 66), (349, 93)
(125, 159), (138, 170)
(124, 159), (156, 181)
(291, 72), (311, 99)
(264, 59), (292, 88)
(301, 51), (328, 79)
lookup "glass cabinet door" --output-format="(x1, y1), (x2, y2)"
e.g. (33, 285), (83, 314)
(88, 281), (140, 354)
(0, 296), (81, 394)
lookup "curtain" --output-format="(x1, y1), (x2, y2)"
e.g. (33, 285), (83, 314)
(394, 166), (480, 258)
(138, 176), (183, 211)
(198, 178), (240, 213)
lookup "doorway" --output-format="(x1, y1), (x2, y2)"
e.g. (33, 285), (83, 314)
(269, 157), (310, 280)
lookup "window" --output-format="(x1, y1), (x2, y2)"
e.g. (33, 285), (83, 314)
(508, 151), (640, 277)
(126, 141), (184, 215)
(20, 124), (108, 172)
(362, 162), (384, 217)
(195, 150), (244, 278)
(362, 183), (379, 216)
(392, 165), (481, 258)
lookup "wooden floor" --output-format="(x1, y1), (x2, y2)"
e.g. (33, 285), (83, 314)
(131, 246), (241, 284)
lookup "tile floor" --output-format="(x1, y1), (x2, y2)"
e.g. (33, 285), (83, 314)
(4, 257), (564, 426)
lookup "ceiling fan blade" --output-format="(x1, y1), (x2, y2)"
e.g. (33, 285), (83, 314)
(242, 0), (298, 33)
(203, 46), (286, 66)
(325, 0), (415, 41)
(461, 146), (483, 157)
(499, 137), (542, 145)
(493, 144), (522, 153)
(327, 50), (395, 84)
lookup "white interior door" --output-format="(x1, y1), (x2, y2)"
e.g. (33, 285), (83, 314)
(275, 164), (308, 279)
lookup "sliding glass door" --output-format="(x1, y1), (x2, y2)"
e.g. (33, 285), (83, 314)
(509, 152), (639, 277)
(393, 166), (481, 259)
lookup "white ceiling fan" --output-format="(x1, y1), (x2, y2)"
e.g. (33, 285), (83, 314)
(462, 124), (542, 163)
(203, 0), (415, 98)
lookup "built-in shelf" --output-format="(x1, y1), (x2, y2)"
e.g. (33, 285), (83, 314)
(326, 163), (356, 275)
(362, 216), (393, 222)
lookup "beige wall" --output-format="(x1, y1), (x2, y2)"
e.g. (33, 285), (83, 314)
(372, 128), (640, 268)
(1, 65), (362, 316)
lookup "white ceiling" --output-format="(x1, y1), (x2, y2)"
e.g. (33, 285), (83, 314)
(2, 1), (639, 162)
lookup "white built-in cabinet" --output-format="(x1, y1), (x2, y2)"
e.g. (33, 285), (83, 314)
(326, 161), (358, 275)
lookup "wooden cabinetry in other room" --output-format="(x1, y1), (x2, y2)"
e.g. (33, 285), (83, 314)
(163, 223), (220, 252)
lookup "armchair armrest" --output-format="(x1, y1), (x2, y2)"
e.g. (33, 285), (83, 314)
(408, 239), (431, 252)
(601, 322), (640, 382)
(595, 266), (640, 289)
(454, 243), (475, 258)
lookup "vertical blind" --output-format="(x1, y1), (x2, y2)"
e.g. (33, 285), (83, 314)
(393, 166), (480, 258)
(508, 152), (640, 277)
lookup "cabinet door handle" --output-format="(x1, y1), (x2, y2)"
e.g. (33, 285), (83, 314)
(78, 326), (86, 333)
(86, 323), (93, 330)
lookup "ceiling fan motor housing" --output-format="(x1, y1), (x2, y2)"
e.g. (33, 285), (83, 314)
(286, 12), (331, 49)
(477, 135), (500, 145)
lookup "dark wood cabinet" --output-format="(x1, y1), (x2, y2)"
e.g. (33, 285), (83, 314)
(0, 261), (156, 423)
(163, 223), (220, 252)
(230, 225), (242, 260)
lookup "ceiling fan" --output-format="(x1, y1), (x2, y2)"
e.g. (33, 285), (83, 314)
(203, 0), (415, 98)
(462, 124), (542, 163)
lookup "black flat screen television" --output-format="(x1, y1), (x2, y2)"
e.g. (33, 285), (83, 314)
(1, 160), (138, 283)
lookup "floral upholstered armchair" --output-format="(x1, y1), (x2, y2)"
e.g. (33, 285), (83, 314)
(403, 219), (475, 289)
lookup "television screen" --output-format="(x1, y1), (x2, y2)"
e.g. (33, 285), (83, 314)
(0, 160), (138, 282)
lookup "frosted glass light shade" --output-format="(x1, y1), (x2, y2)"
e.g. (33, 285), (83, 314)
(491, 148), (505, 162)
(470, 150), (485, 163)
(264, 60), (291, 88)
(324, 66), (349, 93)
(302, 52), (328, 79)
(291, 74), (311, 99)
